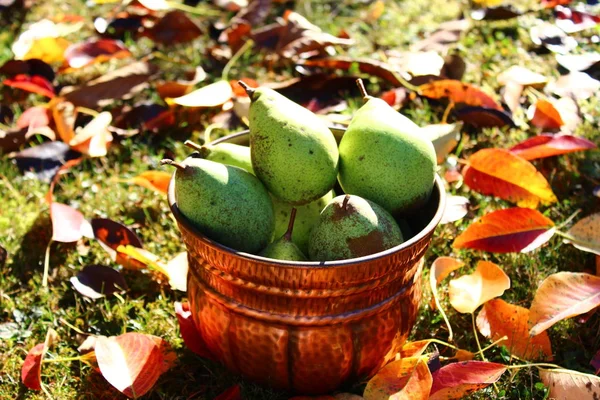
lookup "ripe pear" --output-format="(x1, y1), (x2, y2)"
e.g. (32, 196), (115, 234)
(162, 157), (274, 253)
(308, 195), (404, 261)
(272, 190), (334, 254)
(185, 140), (254, 174)
(260, 208), (307, 261)
(338, 79), (436, 216)
(238, 81), (339, 205)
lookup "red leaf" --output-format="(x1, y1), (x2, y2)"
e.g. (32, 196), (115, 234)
(174, 301), (213, 359)
(453, 207), (555, 253)
(91, 218), (145, 269)
(95, 332), (173, 398)
(555, 6), (600, 33)
(21, 343), (45, 390)
(463, 148), (557, 208)
(4, 74), (55, 98)
(214, 384), (242, 400)
(510, 134), (596, 160)
(429, 361), (507, 400)
(528, 99), (563, 129)
(51, 202), (91, 243)
(419, 80), (502, 110)
(64, 39), (131, 69)
(16, 106), (50, 129)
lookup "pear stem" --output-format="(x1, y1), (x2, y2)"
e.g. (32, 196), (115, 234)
(356, 79), (370, 102)
(237, 80), (255, 98)
(342, 194), (351, 209)
(160, 159), (186, 171)
(184, 140), (203, 152)
(284, 208), (297, 241)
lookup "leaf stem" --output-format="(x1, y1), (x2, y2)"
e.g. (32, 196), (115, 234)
(555, 209), (581, 230)
(554, 230), (599, 251)
(222, 39), (254, 82)
(425, 338), (459, 351)
(42, 241), (52, 287)
(480, 335), (508, 353)
(430, 273), (454, 341)
(506, 362), (563, 370)
(472, 312), (487, 362)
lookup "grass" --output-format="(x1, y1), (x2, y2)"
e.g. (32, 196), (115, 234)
(1, 0), (599, 398)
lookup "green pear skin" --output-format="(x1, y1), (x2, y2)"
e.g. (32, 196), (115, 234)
(240, 82), (339, 205)
(338, 80), (436, 215)
(308, 194), (404, 261)
(165, 157), (274, 253)
(260, 208), (307, 261)
(272, 190), (334, 254)
(185, 141), (254, 174)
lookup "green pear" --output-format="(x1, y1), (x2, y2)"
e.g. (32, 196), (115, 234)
(272, 190), (334, 254)
(238, 81), (339, 205)
(308, 194), (404, 261)
(162, 157), (274, 253)
(185, 140), (254, 174)
(338, 79), (436, 216)
(260, 208), (307, 261)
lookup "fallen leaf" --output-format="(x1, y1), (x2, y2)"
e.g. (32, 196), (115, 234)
(471, 5), (522, 21)
(61, 61), (158, 109)
(214, 0), (247, 11)
(214, 384), (242, 400)
(63, 39), (130, 69)
(419, 80), (502, 110)
(164, 252), (188, 292)
(441, 195), (470, 224)
(530, 22), (577, 54)
(229, 0), (272, 27)
(0, 58), (55, 82)
(0, 245), (6, 269)
(3, 74), (54, 98)
(510, 134), (596, 160)
(145, 11), (202, 45)
(167, 80), (233, 108)
(23, 37), (70, 64)
(463, 148), (557, 208)
(400, 340), (433, 358)
(363, 356), (425, 400)
(411, 19), (471, 52)
(454, 106), (515, 128)
(95, 332), (174, 398)
(539, 368), (600, 399)
(453, 207), (555, 253)
(554, 96), (581, 133)
(380, 87), (408, 109)
(385, 50), (445, 78)
(501, 82), (523, 114)
(555, 53), (600, 73)
(547, 72), (600, 101)
(113, 102), (175, 132)
(564, 213), (600, 255)
(121, 171), (171, 194)
(419, 123), (461, 164)
(591, 350), (600, 374)
(298, 58), (403, 87)
(51, 202), (92, 243)
(21, 328), (59, 390)
(428, 361), (506, 400)
(16, 106), (50, 129)
(477, 299), (552, 360)
(453, 350), (475, 361)
(91, 218), (145, 269)
(365, 0), (385, 22)
(70, 265), (127, 299)
(137, 0), (170, 10)
(10, 141), (81, 181)
(527, 99), (563, 129)
(555, 6), (600, 34)
(497, 66), (548, 87)
(390, 358), (433, 400)
(155, 67), (206, 99)
(69, 111), (113, 157)
(449, 261), (510, 314)
(174, 301), (213, 359)
(529, 272), (600, 336)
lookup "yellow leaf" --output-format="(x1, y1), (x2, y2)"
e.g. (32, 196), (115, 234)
(24, 37), (70, 64)
(167, 80), (233, 107)
(448, 261), (510, 314)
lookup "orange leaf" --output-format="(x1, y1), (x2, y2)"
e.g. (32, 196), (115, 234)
(539, 369), (600, 399)
(529, 272), (600, 336)
(429, 257), (464, 340)
(477, 299), (552, 360)
(429, 361), (506, 400)
(49, 97), (76, 143)
(215, 385), (242, 400)
(418, 80), (502, 110)
(453, 207), (555, 253)
(3, 74), (55, 98)
(453, 349), (475, 361)
(21, 329), (59, 390)
(510, 134), (596, 161)
(95, 332), (173, 398)
(391, 358), (432, 400)
(448, 261), (510, 314)
(230, 78), (259, 97)
(45, 157), (83, 204)
(63, 39), (131, 69)
(463, 148), (557, 208)
(400, 340), (432, 358)
(123, 171), (171, 194)
(363, 356), (424, 400)
(69, 111), (113, 157)
(50, 202), (92, 243)
(527, 99), (564, 129)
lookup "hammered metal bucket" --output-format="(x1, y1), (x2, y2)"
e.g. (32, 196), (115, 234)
(168, 128), (446, 394)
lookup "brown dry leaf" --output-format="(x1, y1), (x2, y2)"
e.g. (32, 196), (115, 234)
(539, 369), (600, 399)
(564, 213), (600, 255)
(411, 19), (471, 52)
(144, 11), (202, 45)
(449, 261), (510, 314)
(298, 58), (403, 87)
(155, 67), (206, 100)
(477, 299), (552, 360)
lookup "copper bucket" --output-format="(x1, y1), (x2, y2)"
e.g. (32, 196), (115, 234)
(168, 128), (446, 395)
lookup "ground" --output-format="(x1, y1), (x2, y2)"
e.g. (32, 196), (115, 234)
(0, 0), (599, 399)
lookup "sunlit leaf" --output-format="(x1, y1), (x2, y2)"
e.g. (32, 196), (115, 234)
(477, 299), (552, 360)
(529, 272), (600, 336)
(510, 134), (596, 161)
(63, 39), (130, 69)
(539, 368), (600, 399)
(21, 328), (59, 390)
(69, 111), (113, 157)
(419, 80), (501, 110)
(497, 66), (548, 87)
(144, 11), (202, 45)
(10, 141), (81, 181)
(121, 171), (171, 194)
(564, 213), (600, 255)
(16, 106), (50, 129)
(51, 202), (92, 243)
(70, 265), (127, 299)
(555, 6), (600, 34)
(449, 261), (510, 314)
(547, 72), (600, 101)
(3, 74), (55, 98)
(453, 350), (475, 361)
(174, 301), (213, 359)
(167, 80), (233, 107)
(23, 37), (70, 64)
(400, 340), (432, 359)
(453, 207), (555, 253)
(463, 148), (557, 208)
(298, 58), (403, 87)
(419, 123), (461, 164)
(363, 356), (425, 400)
(48, 97), (76, 143)
(440, 195), (469, 225)
(164, 252), (188, 292)
(95, 332), (174, 398)
(411, 19), (471, 53)
(527, 99), (563, 129)
(428, 361), (506, 400)
(155, 67), (206, 99)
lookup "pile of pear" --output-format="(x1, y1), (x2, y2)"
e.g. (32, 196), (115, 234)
(163, 79), (436, 262)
